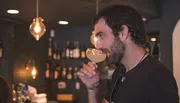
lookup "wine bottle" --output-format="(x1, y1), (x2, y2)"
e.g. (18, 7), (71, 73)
(67, 66), (73, 80)
(53, 42), (57, 60)
(66, 41), (70, 59)
(73, 67), (78, 80)
(48, 38), (52, 59)
(152, 41), (159, 60)
(50, 30), (56, 60)
(56, 46), (61, 60)
(81, 45), (86, 59)
(45, 61), (50, 79)
(54, 64), (60, 80)
(45, 61), (54, 79)
(76, 82), (80, 90)
(69, 42), (74, 59)
(61, 48), (66, 59)
(73, 41), (80, 58)
(61, 66), (67, 80)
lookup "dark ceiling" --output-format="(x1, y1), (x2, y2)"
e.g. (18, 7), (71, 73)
(0, 0), (160, 27)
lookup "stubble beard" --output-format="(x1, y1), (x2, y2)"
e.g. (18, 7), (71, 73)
(106, 37), (125, 66)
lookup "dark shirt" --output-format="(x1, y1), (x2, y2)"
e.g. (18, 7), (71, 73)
(0, 75), (12, 103)
(105, 55), (179, 103)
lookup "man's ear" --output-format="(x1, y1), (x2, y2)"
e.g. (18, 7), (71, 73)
(118, 25), (130, 42)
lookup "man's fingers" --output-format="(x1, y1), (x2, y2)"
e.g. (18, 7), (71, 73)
(80, 67), (93, 77)
(84, 64), (96, 75)
(87, 62), (96, 70)
(77, 71), (85, 77)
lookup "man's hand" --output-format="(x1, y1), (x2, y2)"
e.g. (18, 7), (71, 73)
(77, 62), (100, 89)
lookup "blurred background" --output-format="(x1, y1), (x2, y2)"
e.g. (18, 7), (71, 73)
(0, 0), (179, 102)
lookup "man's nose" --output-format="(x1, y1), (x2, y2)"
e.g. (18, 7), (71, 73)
(95, 40), (102, 50)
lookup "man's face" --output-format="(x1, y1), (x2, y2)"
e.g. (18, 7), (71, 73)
(92, 18), (125, 65)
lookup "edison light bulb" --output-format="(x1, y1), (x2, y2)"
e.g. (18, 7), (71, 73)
(31, 67), (37, 79)
(29, 17), (46, 41)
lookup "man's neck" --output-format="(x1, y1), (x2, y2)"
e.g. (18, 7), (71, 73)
(121, 44), (148, 72)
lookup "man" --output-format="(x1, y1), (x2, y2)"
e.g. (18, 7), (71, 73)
(77, 4), (179, 103)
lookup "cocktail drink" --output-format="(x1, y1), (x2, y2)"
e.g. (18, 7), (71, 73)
(86, 48), (106, 63)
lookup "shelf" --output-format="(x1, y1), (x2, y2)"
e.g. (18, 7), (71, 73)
(50, 58), (89, 67)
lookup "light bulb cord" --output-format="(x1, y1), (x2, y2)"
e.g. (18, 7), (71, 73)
(96, 0), (99, 14)
(36, 0), (39, 18)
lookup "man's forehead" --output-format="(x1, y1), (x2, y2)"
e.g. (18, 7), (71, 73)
(92, 18), (106, 34)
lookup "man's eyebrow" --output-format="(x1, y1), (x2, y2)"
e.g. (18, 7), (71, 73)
(94, 32), (103, 37)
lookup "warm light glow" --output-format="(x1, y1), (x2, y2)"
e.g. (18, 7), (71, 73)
(32, 68), (37, 75)
(36, 35), (39, 41)
(13, 98), (16, 101)
(7, 9), (19, 14)
(31, 67), (37, 79)
(29, 17), (46, 41)
(94, 37), (98, 43)
(34, 22), (41, 33)
(58, 21), (69, 25)
(151, 37), (156, 42)
(25, 66), (30, 71)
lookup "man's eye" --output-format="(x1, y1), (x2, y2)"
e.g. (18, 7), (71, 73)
(99, 33), (103, 37)
(97, 33), (104, 37)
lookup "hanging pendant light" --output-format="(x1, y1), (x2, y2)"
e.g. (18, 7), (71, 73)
(29, 0), (46, 41)
(90, 0), (100, 46)
(25, 59), (38, 79)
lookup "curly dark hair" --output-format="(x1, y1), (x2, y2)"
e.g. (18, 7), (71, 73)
(92, 4), (147, 46)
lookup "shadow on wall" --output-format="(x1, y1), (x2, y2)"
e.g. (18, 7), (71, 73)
(172, 19), (180, 95)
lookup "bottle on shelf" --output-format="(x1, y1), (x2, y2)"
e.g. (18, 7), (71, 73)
(45, 61), (54, 79)
(61, 48), (66, 59)
(53, 42), (57, 60)
(56, 45), (61, 60)
(61, 65), (67, 80)
(54, 64), (60, 80)
(73, 67), (80, 90)
(81, 45), (86, 59)
(73, 67), (78, 80)
(48, 38), (52, 59)
(69, 42), (74, 59)
(66, 41), (70, 59)
(152, 41), (159, 60)
(45, 61), (50, 79)
(50, 30), (56, 60)
(73, 41), (80, 59)
(67, 66), (73, 80)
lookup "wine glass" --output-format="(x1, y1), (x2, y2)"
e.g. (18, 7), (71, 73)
(86, 48), (106, 63)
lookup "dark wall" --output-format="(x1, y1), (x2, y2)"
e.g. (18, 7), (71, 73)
(144, 0), (180, 72)
(13, 23), (49, 87)
(54, 25), (93, 48)
(0, 21), (15, 84)
(159, 0), (180, 71)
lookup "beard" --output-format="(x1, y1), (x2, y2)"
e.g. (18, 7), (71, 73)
(102, 37), (125, 66)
